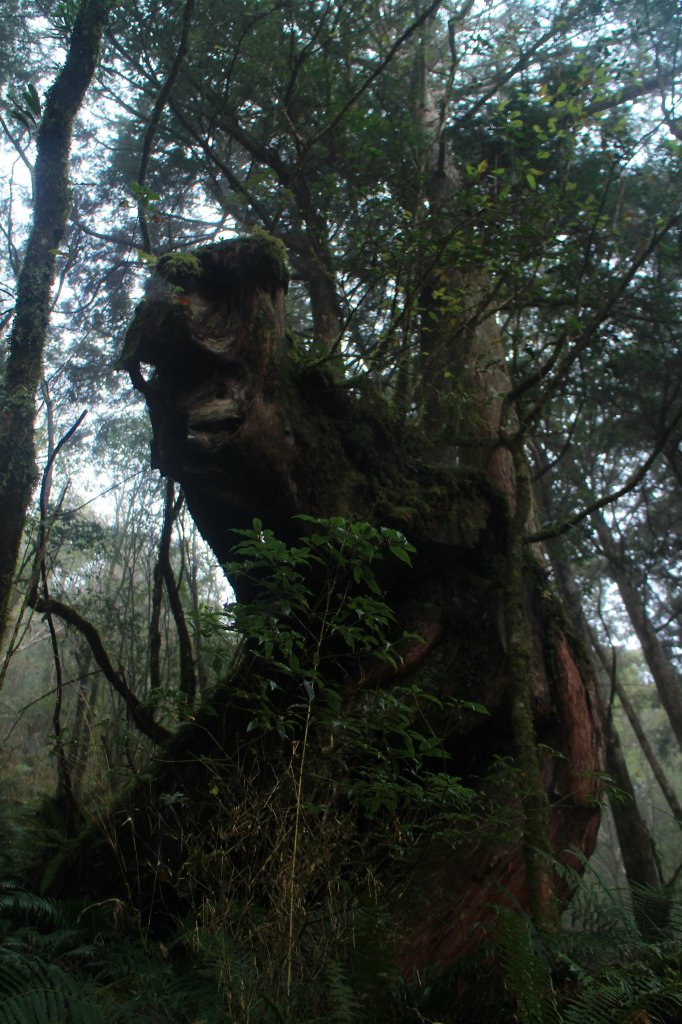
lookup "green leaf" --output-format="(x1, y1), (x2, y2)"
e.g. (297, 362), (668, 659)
(24, 82), (41, 118)
(10, 107), (34, 130)
(130, 180), (161, 202)
(303, 678), (315, 701)
(460, 701), (490, 716)
(389, 544), (412, 565)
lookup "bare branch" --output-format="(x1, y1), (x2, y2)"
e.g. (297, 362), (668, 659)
(29, 594), (170, 745)
(526, 402), (682, 542)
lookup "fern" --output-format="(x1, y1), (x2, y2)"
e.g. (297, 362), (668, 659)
(1, 862), (679, 1024)
(554, 871), (682, 1024)
(0, 884), (60, 928)
(496, 909), (560, 1024)
(323, 959), (362, 1024)
(0, 883), (109, 1024)
(91, 929), (231, 1024)
(0, 946), (106, 1024)
(561, 963), (682, 1024)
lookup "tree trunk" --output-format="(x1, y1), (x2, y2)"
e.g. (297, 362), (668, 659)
(597, 682), (670, 937)
(408, 53), (556, 926)
(66, 236), (603, 967)
(592, 510), (682, 749)
(70, 645), (94, 801)
(609, 663), (682, 829)
(0, 0), (109, 649)
(545, 539), (673, 938)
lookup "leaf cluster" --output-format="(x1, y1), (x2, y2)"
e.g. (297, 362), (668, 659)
(221, 516), (479, 836)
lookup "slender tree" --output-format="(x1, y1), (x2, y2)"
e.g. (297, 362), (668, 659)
(592, 509), (682, 749)
(0, 0), (109, 648)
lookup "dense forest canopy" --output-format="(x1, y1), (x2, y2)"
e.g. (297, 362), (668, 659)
(0, 0), (681, 1020)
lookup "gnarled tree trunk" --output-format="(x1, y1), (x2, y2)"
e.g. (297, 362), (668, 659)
(62, 237), (603, 968)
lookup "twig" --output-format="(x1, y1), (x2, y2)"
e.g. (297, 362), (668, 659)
(526, 403), (682, 543)
(287, 698), (313, 1000)
(36, 389), (83, 826)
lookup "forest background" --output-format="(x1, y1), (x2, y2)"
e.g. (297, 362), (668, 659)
(0, 0), (681, 1021)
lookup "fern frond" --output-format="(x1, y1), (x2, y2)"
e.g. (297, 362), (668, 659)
(0, 946), (105, 1024)
(0, 886), (60, 928)
(497, 909), (560, 1024)
(561, 964), (682, 1024)
(323, 959), (362, 1024)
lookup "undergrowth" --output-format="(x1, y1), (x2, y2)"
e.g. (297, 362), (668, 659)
(1, 519), (680, 1022)
(0, 869), (680, 1023)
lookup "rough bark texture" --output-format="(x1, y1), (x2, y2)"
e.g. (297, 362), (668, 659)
(93, 237), (603, 965)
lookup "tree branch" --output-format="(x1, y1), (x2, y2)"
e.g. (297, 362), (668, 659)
(28, 595), (170, 745)
(509, 213), (681, 421)
(137, 0), (195, 252)
(526, 402), (682, 542)
(300, 0), (444, 158)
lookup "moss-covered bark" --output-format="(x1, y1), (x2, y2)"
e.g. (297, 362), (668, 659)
(52, 238), (603, 968)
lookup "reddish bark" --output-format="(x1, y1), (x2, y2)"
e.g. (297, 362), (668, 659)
(116, 237), (603, 965)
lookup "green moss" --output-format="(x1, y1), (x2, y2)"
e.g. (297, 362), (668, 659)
(156, 251), (202, 280)
(372, 461), (505, 552)
(249, 226), (289, 283)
